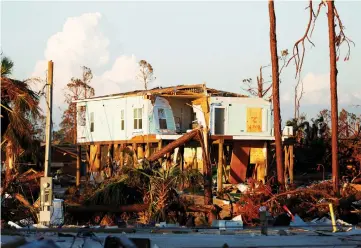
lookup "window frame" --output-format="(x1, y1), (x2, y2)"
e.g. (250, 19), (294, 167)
(90, 112), (94, 132)
(78, 106), (86, 127)
(158, 108), (167, 130)
(133, 108), (143, 130)
(120, 109), (125, 131)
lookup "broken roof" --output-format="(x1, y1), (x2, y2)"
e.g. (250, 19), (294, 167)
(75, 84), (247, 102)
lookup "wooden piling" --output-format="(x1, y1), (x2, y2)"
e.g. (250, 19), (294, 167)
(132, 143), (138, 166)
(288, 145), (293, 184)
(217, 140), (224, 193)
(145, 143), (150, 158)
(76, 145), (81, 187)
(158, 140), (163, 165)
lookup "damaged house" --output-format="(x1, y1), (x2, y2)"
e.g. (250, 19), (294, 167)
(75, 84), (279, 188)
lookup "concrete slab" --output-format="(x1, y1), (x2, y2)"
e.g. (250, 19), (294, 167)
(2, 231), (361, 248)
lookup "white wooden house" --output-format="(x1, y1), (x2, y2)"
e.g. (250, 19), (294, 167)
(75, 84), (283, 185)
(75, 85), (274, 144)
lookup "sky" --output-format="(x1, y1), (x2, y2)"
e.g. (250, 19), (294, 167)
(1, 0), (360, 128)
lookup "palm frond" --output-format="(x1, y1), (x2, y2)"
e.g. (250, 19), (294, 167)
(1, 58), (41, 162)
(1, 56), (14, 77)
(1, 78), (40, 116)
(85, 177), (143, 206)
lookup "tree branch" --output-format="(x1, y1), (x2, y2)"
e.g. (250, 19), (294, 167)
(333, 7), (355, 61)
(287, 0), (317, 79)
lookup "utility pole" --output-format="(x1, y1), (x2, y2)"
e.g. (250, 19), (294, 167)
(44, 60), (53, 178)
(40, 60), (54, 224)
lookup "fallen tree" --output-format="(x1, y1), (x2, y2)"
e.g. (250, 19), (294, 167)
(233, 180), (360, 226)
(66, 204), (149, 213)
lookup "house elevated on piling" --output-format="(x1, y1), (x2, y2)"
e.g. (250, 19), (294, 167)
(75, 84), (290, 187)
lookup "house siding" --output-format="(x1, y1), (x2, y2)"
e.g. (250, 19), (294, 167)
(209, 97), (273, 136)
(76, 96), (176, 143)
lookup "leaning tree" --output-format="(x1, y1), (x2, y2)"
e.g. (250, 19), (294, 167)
(1, 56), (40, 184)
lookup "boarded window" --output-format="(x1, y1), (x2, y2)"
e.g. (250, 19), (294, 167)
(90, 112), (94, 132)
(246, 108), (262, 132)
(133, 108), (143, 129)
(121, 109), (125, 131)
(158, 108), (167, 129)
(78, 106), (86, 126)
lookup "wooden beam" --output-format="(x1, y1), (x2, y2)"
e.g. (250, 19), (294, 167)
(211, 135), (233, 141)
(78, 135), (159, 146)
(161, 94), (204, 98)
(217, 140), (224, 193)
(148, 129), (199, 162)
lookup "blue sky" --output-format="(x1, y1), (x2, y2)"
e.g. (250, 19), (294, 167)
(2, 1), (360, 128)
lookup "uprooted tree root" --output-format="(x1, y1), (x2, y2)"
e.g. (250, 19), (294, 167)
(234, 181), (360, 226)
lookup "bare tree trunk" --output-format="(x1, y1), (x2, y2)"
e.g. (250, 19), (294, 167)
(327, 0), (339, 195)
(257, 66), (263, 98)
(268, 0), (285, 187)
(5, 141), (14, 184)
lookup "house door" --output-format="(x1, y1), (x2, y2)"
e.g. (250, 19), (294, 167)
(214, 107), (225, 135)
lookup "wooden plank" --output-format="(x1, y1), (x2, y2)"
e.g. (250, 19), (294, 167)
(130, 134), (157, 142)
(211, 135), (233, 140)
(250, 148), (265, 164)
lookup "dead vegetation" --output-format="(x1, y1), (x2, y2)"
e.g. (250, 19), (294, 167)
(229, 180), (361, 226)
(62, 162), (208, 226)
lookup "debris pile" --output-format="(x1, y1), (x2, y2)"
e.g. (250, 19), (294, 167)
(63, 164), (210, 227)
(1, 169), (43, 224)
(230, 180), (361, 226)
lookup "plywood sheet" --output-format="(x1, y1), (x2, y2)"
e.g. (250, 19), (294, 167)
(250, 148), (265, 164)
(89, 144), (101, 171)
(184, 147), (197, 170)
(246, 108), (262, 132)
(229, 141), (250, 184)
